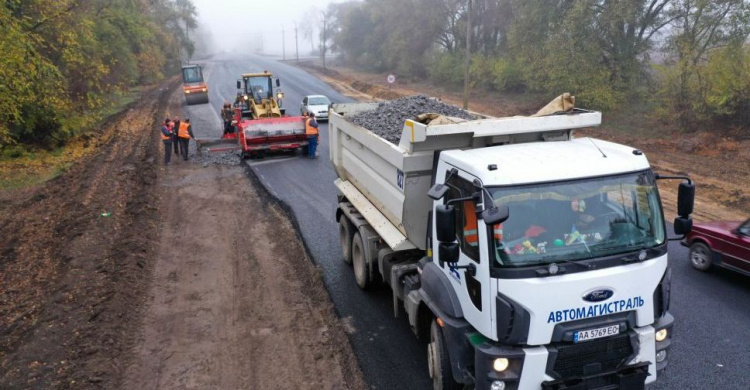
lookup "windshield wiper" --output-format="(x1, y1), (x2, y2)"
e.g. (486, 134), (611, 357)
(529, 258), (595, 276)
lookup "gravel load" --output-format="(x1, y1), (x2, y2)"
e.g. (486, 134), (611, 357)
(350, 95), (474, 144)
(188, 143), (242, 167)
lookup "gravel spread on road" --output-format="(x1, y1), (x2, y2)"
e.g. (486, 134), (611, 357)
(193, 148), (242, 167)
(349, 95), (474, 144)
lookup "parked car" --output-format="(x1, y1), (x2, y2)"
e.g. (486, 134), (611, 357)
(682, 218), (750, 276)
(300, 95), (332, 121)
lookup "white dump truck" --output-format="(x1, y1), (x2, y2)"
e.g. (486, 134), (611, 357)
(329, 99), (695, 390)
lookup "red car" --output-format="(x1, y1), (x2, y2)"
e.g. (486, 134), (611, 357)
(683, 218), (750, 276)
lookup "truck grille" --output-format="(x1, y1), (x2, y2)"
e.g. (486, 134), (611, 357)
(552, 334), (634, 379)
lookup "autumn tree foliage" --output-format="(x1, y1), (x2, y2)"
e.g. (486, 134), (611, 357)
(1, 0), (198, 148)
(328, 0), (749, 126)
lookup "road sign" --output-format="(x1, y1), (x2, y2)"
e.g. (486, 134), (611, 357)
(386, 74), (396, 84)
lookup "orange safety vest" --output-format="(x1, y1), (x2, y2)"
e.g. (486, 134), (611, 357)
(178, 122), (191, 139)
(161, 125), (171, 140)
(305, 118), (319, 136)
(463, 202), (503, 247)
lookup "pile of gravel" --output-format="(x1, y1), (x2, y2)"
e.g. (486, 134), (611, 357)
(349, 95), (474, 144)
(188, 144), (242, 167)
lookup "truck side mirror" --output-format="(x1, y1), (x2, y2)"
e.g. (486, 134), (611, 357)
(276, 78), (281, 87)
(439, 242), (459, 265)
(674, 217), (693, 235)
(435, 205), (456, 242)
(236, 80), (242, 90)
(482, 205), (509, 226)
(677, 181), (695, 217)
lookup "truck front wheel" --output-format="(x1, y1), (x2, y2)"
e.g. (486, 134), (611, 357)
(352, 232), (371, 289)
(339, 216), (354, 265)
(429, 320), (462, 390)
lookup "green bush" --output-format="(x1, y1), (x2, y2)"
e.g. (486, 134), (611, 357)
(491, 58), (526, 92)
(426, 51), (465, 87)
(704, 45), (750, 123)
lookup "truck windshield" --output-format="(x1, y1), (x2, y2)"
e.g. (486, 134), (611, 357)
(182, 67), (203, 83)
(245, 77), (273, 101)
(488, 171), (665, 267)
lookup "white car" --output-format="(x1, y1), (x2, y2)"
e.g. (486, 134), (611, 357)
(300, 95), (332, 121)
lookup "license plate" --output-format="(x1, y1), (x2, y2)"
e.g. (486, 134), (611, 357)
(574, 325), (620, 343)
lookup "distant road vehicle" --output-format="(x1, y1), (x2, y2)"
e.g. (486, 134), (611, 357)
(683, 218), (750, 276)
(300, 95), (332, 121)
(181, 64), (209, 105)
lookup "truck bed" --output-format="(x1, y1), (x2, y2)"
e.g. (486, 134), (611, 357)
(328, 102), (601, 251)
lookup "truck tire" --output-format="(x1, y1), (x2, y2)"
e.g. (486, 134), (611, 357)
(689, 242), (712, 271)
(339, 216), (354, 265)
(428, 320), (462, 390)
(352, 232), (372, 289)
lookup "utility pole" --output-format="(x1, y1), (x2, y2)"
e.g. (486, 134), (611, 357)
(463, 0), (472, 110)
(294, 23), (299, 63)
(320, 11), (327, 72)
(282, 25), (286, 60)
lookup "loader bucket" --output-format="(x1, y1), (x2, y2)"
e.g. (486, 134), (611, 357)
(241, 116), (307, 151)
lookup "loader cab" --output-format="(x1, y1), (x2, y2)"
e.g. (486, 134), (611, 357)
(236, 72), (285, 118)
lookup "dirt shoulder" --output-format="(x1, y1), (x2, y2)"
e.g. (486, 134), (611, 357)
(120, 160), (365, 389)
(120, 88), (366, 389)
(0, 80), (173, 388)
(1, 78), (366, 389)
(298, 61), (749, 223)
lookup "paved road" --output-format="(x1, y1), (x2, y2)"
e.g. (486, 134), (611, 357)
(184, 53), (749, 390)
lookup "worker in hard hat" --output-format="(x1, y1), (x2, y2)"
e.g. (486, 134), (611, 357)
(221, 101), (234, 135)
(305, 112), (319, 159)
(160, 118), (174, 165)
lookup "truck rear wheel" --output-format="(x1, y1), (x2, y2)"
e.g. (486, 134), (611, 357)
(429, 319), (462, 390)
(339, 217), (354, 265)
(352, 232), (371, 289)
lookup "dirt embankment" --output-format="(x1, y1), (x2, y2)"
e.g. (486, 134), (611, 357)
(1, 79), (366, 389)
(120, 87), (366, 390)
(298, 61), (749, 223)
(0, 80), (175, 388)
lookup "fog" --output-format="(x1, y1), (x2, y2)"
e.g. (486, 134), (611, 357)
(191, 0), (349, 57)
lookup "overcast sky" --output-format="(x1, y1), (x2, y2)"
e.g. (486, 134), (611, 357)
(191, 0), (350, 55)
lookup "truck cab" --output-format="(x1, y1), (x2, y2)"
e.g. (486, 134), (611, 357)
(429, 140), (676, 389)
(329, 103), (694, 390)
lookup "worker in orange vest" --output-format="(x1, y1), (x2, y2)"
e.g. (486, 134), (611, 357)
(305, 112), (319, 159)
(177, 118), (194, 161)
(160, 118), (174, 165)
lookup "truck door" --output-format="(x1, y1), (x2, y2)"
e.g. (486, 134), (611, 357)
(439, 169), (494, 338)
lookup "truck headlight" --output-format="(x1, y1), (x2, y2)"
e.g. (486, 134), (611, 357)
(493, 358), (509, 372)
(276, 92), (284, 99)
(202, 88), (207, 92)
(655, 328), (668, 342)
(185, 90), (190, 94)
